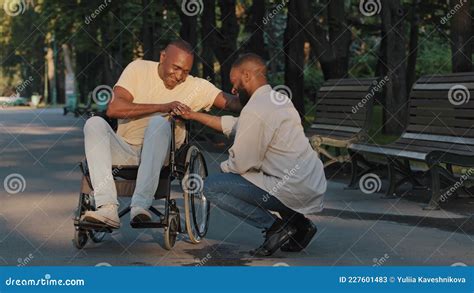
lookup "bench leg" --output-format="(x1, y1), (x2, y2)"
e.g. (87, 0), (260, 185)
(424, 166), (441, 210)
(348, 150), (360, 189)
(384, 161), (397, 198)
(347, 150), (380, 190)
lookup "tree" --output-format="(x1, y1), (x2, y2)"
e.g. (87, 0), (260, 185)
(242, 0), (267, 58)
(299, 0), (352, 80)
(213, 0), (239, 91)
(380, 0), (408, 135)
(201, 0), (216, 81)
(283, 0), (305, 118)
(450, 0), (472, 72)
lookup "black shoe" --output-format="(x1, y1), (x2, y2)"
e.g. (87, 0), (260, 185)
(249, 219), (297, 257)
(280, 217), (317, 252)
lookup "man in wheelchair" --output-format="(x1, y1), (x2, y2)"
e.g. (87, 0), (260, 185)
(177, 53), (327, 256)
(81, 40), (240, 229)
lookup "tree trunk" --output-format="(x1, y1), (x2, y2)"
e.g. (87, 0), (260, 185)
(406, 0), (419, 94)
(284, 0), (305, 118)
(451, 0), (472, 72)
(141, 0), (154, 60)
(166, 0), (199, 74)
(298, 0), (351, 80)
(381, 0), (408, 135)
(213, 0), (239, 91)
(46, 47), (56, 105)
(243, 0), (267, 58)
(326, 0), (351, 79)
(201, 0), (216, 81)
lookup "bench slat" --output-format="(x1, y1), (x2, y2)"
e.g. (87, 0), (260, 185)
(406, 124), (474, 138)
(409, 116), (474, 128)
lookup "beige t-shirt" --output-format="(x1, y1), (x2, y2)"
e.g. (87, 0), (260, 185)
(113, 60), (221, 147)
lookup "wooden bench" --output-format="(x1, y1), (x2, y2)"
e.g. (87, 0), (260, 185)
(348, 72), (474, 210)
(307, 77), (383, 168)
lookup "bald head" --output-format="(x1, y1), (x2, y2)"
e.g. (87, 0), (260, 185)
(165, 39), (194, 56)
(159, 40), (194, 89)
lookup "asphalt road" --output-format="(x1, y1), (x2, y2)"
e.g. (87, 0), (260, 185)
(0, 108), (472, 267)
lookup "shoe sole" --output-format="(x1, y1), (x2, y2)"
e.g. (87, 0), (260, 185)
(131, 213), (152, 224)
(82, 214), (120, 229)
(281, 227), (317, 252)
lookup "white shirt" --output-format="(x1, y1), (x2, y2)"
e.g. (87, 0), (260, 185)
(220, 85), (327, 214)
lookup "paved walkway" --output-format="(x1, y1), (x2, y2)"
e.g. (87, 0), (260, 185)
(0, 108), (472, 266)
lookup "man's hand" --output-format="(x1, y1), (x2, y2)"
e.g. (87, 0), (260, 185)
(173, 107), (196, 120)
(108, 86), (192, 119)
(164, 101), (191, 116)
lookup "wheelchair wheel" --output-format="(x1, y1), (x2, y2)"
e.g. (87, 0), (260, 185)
(89, 230), (106, 243)
(163, 213), (179, 250)
(74, 229), (88, 249)
(182, 145), (210, 244)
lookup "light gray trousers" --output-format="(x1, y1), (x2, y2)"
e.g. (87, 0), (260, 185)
(83, 116), (171, 209)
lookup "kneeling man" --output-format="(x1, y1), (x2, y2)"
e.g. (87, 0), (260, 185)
(179, 54), (327, 256)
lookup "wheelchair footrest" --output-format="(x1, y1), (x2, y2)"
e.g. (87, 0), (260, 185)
(130, 221), (166, 229)
(74, 220), (113, 233)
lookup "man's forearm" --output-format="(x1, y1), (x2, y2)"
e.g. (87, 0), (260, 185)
(189, 112), (222, 132)
(107, 100), (165, 119)
(223, 92), (243, 113)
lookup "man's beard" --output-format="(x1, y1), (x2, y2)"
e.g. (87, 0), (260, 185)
(237, 87), (251, 106)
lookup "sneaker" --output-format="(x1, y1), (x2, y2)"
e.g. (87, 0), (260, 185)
(130, 207), (152, 224)
(82, 204), (120, 229)
(249, 219), (297, 257)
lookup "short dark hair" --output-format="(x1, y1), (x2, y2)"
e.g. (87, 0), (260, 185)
(166, 39), (194, 55)
(232, 53), (266, 69)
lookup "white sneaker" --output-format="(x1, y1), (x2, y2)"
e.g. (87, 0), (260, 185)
(130, 207), (152, 223)
(82, 204), (120, 229)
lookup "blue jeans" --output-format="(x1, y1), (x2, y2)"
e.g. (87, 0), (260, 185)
(203, 173), (303, 229)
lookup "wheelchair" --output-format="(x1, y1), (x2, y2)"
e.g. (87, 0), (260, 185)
(73, 113), (210, 250)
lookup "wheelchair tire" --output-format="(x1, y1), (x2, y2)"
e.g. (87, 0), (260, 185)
(74, 229), (88, 249)
(89, 230), (106, 243)
(163, 213), (179, 250)
(182, 145), (210, 244)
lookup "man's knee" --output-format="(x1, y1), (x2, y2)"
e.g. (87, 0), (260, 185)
(203, 175), (227, 203)
(83, 116), (109, 135)
(146, 116), (171, 137)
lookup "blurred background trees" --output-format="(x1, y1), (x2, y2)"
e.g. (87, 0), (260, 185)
(0, 0), (472, 135)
